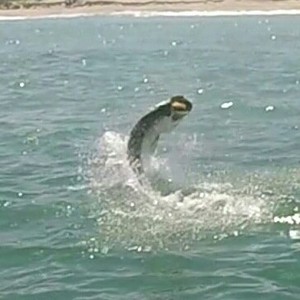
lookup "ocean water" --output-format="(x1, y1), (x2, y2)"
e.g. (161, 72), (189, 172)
(1, 14), (300, 299)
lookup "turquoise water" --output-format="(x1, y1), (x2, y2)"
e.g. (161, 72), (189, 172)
(1, 15), (300, 299)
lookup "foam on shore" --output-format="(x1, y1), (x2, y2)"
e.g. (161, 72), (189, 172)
(0, 12), (97, 21)
(112, 9), (300, 17)
(1, 9), (300, 21)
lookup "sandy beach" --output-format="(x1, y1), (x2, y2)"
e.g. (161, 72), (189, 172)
(1, 0), (300, 18)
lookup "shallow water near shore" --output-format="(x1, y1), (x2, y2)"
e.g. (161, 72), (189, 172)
(1, 15), (300, 299)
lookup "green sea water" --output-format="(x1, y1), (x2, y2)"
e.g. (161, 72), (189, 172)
(1, 15), (300, 299)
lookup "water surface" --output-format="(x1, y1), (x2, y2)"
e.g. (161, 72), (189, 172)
(0, 15), (300, 300)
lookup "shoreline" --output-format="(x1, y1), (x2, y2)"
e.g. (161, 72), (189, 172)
(1, 0), (300, 19)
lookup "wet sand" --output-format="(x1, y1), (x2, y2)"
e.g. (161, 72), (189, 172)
(1, 0), (300, 18)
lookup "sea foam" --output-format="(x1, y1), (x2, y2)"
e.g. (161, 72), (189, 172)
(1, 9), (300, 22)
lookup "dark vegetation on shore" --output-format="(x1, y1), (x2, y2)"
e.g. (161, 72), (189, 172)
(0, 0), (258, 11)
(0, 0), (84, 9)
(0, 0), (294, 11)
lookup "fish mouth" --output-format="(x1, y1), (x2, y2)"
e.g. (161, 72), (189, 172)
(170, 96), (192, 121)
(171, 110), (189, 121)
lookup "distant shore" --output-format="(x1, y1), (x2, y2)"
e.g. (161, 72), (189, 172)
(1, 0), (300, 18)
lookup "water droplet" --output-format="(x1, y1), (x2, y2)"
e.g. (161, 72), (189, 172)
(197, 88), (204, 95)
(82, 59), (86, 66)
(265, 105), (274, 112)
(143, 246), (152, 252)
(18, 192), (23, 197)
(143, 78), (148, 83)
(15, 40), (20, 45)
(128, 246), (138, 252)
(271, 35), (276, 40)
(19, 82), (25, 88)
(117, 86), (123, 91)
(3, 201), (10, 207)
(171, 41), (177, 46)
(220, 101), (233, 109)
(134, 87), (139, 92)
(101, 108), (106, 113)
(89, 254), (95, 259)
(101, 246), (109, 254)
(289, 230), (300, 240)
(293, 213), (300, 224)
(163, 50), (168, 56)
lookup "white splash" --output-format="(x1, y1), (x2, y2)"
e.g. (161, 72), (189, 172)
(265, 105), (275, 112)
(220, 101), (233, 109)
(84, 130), (276, 251)
(289, 230), (300, 240)
(273, 213), (300, 225)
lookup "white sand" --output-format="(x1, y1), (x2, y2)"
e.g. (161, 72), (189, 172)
(1, 0), (300, 20)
